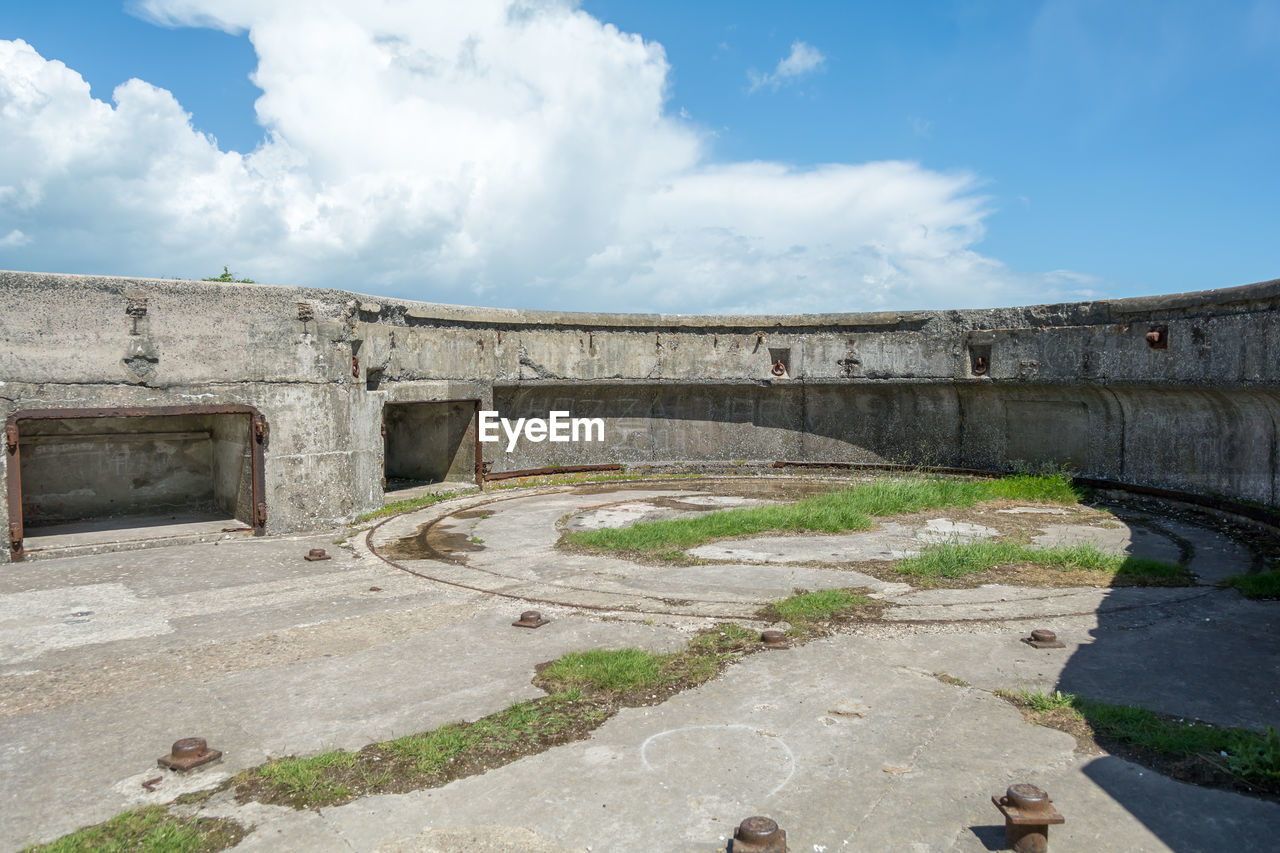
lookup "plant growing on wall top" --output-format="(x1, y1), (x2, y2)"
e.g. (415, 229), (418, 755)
(202, 266), (256, 283)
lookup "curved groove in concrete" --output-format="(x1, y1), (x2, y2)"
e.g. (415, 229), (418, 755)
(364, 476), (1249, 622)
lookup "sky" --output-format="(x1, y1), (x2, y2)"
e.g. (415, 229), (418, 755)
(0, 0), (1277, 314)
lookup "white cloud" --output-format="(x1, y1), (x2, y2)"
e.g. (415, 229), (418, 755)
(909, 116), (934, 138)
(0, 2), (1100, 313)
(749, 40), (826, 93)
(0, 229), (30, 248)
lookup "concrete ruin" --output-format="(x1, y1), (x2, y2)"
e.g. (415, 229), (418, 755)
(2, 270), (1277, 560)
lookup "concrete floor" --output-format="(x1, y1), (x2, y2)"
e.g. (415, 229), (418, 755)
(1, 480), (1276, 851)
(19, 513), (248, 559)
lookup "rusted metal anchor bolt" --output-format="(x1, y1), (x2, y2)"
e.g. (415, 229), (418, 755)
(770, 360), (787, 377)
(304, 548), (331, 561)
(993, 783), (1064, 852)
(512, 610), (549, 629)
(761, 630), (790, 650)
(972, 355), (988, 375)
(731, 815), (786, 852)
(1023, 628), (1065, 649)
(157, 737), (222, 772)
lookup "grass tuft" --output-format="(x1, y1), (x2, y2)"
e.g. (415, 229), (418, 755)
(894, 541), (1187, 584)
(241, 623), (764, 809)
(22, 806), (246, 853)
(1219, 571), (1280, 599)
(566, 473), (1081, 556)
(255, 751), (357, 802)
(773, 588), (872, 623)
(1006, 690), (1280, 788)
(538, 648), (668, 693)
(357, 491), (459, 523)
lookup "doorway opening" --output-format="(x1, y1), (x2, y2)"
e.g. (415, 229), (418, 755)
(5, 406), (266, 559)
(382, 400), (480, 494)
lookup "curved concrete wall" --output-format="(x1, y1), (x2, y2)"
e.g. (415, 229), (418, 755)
(1, 270), (1277, 557)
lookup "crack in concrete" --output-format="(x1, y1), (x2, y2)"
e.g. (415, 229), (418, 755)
(847, 680), (970, 841)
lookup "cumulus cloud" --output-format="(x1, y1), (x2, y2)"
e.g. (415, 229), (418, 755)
(748, 40), (826, 92)
(0, 1), (1100, 312)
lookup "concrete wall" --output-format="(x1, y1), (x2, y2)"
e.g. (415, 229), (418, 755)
(1, 269), (1277, 558)
(209, 414), (253, 520)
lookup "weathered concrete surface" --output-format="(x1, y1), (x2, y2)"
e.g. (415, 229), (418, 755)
(3, 483), (1276, 851)
(687, 518), (1000, 564)
(206, 629), (1279, 853)
(3, 271), (1278, 561)
(0, 530), (691, 850)
(367, 485), (1242, 618)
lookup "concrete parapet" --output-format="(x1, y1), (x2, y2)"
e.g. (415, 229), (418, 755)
(1, 269), (1276, 559)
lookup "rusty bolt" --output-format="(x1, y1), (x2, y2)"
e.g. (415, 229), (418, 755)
(761, 630), (790, 650)
(1024, 628), (1065, 649)
(731, 816), (786, 852)
(993, 783), (1064, 852)
(157, 737), (222, 772)
(512, 610), (549, 629)
(304, 548), (331, 561)
(4, 424), (17, 453)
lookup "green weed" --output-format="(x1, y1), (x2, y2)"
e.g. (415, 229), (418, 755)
(894, 541), (1186, 583)
(1007, 691), (1280, 787)
(566, 473), (1080, 555)
(23, 806), (245, 853)
(1219, 571), (1280, 599)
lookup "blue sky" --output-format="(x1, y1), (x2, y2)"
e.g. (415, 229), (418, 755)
(0, 0), (1276, 313)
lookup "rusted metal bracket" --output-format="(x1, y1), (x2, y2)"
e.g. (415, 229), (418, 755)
(761, 630), (790, 650)
(1023, 628), (1065, 649)
(8, 522), (21, 558)
(158, 738), (222, 772)
(730, 816), (786, 852)
(993, 783), (1064, 852)
(253, 415), (269, 445)
(4, 424), (17, 454)
(254, 501), (268, 527)
(512, 610), (549, 629)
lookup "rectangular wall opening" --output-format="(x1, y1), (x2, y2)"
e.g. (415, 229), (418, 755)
(8, 409), (261, 555)
(383, 400), (478, 493)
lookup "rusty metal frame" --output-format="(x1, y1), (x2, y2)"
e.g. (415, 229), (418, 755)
(381, 398), (483, 490)
(4, 405), (268, 560)
(484, 464), (622, 482)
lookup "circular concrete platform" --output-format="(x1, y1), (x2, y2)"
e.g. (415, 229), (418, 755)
(365, 476), (1261, 623)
